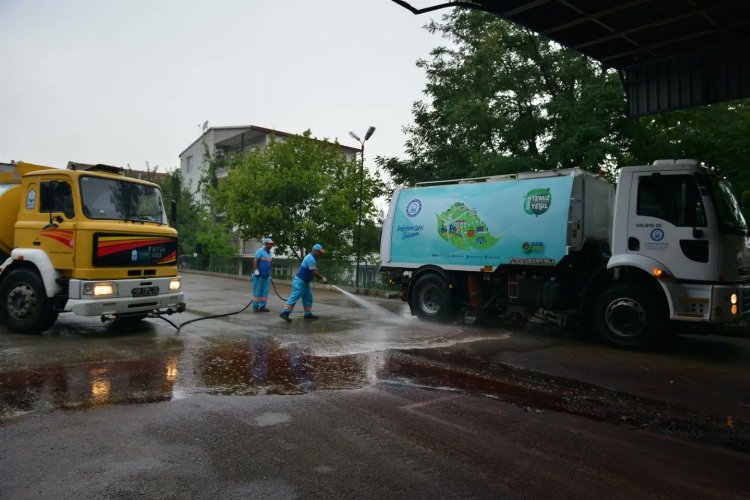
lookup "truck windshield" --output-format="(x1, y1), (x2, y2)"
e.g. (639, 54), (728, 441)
(708, 176), (747, 235)
(80, 176), (165, 223)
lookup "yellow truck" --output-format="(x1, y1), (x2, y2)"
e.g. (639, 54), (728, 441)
(0, 161), (185, 333)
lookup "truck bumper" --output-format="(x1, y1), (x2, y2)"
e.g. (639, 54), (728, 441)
(65, 276), (185, 316)
(66, 292), (185, 316)
(664, 281), (749, 322)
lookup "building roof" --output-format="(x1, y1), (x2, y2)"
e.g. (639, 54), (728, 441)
(179, 125), (361, 158)
(124, 168), (169, 182)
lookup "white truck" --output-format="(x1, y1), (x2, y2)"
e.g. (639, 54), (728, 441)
(380, 159), (750, 348)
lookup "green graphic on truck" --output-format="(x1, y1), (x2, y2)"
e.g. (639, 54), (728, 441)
(387, 176), (573, 267)
(437, 202), (499, 250)
(524, 188), (551, 216)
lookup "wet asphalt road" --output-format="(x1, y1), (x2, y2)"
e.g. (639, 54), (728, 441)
(1, 272), (750, 498)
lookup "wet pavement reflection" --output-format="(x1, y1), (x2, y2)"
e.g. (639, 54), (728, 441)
(0, 294), (476, 419)
(0, 352), (181, 418)
(2, 281), (750, 457)
(194, 337), (377, 395)
(3, 328), (748, 455)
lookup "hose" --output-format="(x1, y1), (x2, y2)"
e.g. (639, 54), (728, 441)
(155, 299), (254, 335)
(270, 278), (288, 301)
(156, 278), (287, 334)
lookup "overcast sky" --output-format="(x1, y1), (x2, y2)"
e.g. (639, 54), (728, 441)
(0, 0), (448, 174)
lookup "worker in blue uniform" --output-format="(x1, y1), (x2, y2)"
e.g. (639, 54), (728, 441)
(280, 243), (327, 322)
(252, 237), (274, 312)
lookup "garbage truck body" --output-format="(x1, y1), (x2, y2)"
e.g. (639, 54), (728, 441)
(380, 160), (750, 348)
(0, 161), (185, 333)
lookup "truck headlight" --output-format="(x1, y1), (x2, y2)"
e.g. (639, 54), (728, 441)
(169, 278), (181, 291)
(83, 282), (115, 297)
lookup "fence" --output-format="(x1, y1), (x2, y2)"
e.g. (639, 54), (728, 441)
(178, 254), (399, 290)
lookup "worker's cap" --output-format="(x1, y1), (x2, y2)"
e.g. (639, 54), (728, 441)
(261, 237), (274, 244)
(312, 243), (326, 253)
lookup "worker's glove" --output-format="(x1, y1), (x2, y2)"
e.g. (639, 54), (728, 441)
(320, 276), (328, 284)
(254, 270), (260, 277)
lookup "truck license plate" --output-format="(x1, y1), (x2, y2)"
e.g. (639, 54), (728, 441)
(132, 286), (159, 297)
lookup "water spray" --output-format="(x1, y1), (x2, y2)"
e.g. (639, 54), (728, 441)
(154, 279), (393, 335)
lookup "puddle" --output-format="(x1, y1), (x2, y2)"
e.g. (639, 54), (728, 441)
(2, 334), (748, 455)
(191, 337), (378, 395)
(0, 353), (181, 418)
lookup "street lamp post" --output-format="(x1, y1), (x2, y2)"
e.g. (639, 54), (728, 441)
(349, 126), (376, 289)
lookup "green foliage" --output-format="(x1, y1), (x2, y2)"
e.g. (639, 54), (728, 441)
(623, 103), (750, 216)
(379, 8), (750, 211)
(133, 167), (235, 263)
(210, 131), (383, 260)
(198, 141), (226, 213)
(377, 9), (627, 186)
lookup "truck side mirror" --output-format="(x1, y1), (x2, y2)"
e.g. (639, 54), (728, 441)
(170, 199), (177, 225)
(693, 227), (704, 238)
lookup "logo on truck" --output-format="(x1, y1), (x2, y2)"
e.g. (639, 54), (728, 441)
(650, 228), (665, 241)
(522, 241), (545, 253)
(524, 188), (551, 216)
(405, 199), (422, 217)
(26, 189), (36, 209)
(437, 202), (499, 250)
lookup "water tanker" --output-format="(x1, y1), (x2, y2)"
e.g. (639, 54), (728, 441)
(0, 161), (185, 333)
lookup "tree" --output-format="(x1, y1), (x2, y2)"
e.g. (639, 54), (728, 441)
(377, 9), (627, 186)
(130, 167), (236, 264)
(623, 103), (750, 211)
(210, 131), (383, 260)
(379, 7), (750, 209)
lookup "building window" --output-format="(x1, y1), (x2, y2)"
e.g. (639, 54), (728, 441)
(243, 239), (255, 255)
(186, 155), (193, 173)
(272, 262), (289, 279)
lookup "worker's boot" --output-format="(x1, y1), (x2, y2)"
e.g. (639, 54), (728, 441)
(304, 314), (319, 320)
(279, 312), (292, 322)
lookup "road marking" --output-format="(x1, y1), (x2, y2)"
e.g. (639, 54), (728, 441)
(401, 395), (475, 433)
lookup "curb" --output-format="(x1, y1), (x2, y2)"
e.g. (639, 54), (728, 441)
(180, 268), (400, 299)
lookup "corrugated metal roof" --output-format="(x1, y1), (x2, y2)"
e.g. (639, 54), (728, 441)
(393, 0), (750, 115)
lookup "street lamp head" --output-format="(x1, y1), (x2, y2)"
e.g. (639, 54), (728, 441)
(364, 126), (376, 141)
(349, 131), (361, 142)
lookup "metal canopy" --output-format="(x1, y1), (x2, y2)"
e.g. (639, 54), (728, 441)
(393, 0), (750, 116)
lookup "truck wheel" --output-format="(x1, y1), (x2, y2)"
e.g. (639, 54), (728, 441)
(592, 284), (665, 349)
(0, 268), (58, 334)
(411, 273), (454, 322)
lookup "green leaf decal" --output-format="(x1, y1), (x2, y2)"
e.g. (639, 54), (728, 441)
(524, 188), (551, 216)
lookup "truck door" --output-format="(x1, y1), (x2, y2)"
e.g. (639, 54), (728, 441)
(16, 179), (76, 270)
(627, 172), (720, 281)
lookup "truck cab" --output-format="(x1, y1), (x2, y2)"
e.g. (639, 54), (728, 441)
(606, 160), (750, 334)
(0, 161), (185, 333)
